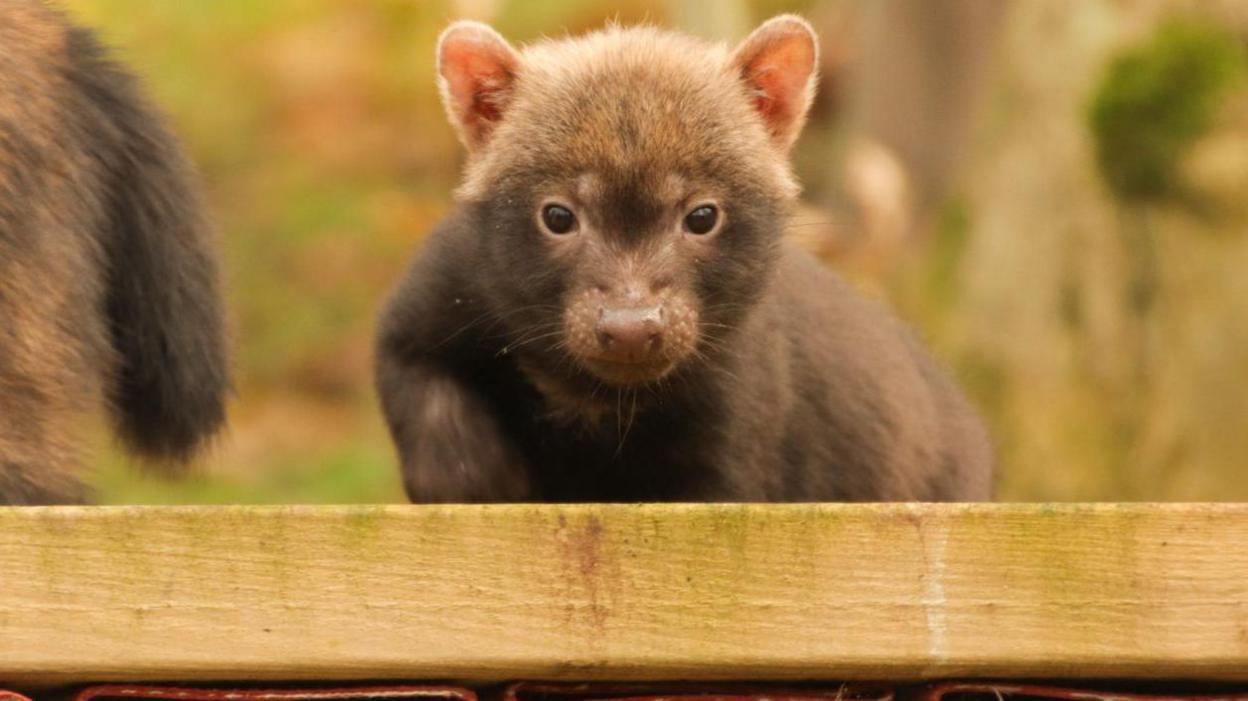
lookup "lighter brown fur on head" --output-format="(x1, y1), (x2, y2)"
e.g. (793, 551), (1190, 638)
(439, 17), (818, 203)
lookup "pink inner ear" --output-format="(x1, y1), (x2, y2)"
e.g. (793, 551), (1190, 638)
(737, 25), (816, 144)
(440, 27), (518, 143)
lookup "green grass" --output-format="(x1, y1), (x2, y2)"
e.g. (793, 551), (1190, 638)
(93, 441), (403, 505)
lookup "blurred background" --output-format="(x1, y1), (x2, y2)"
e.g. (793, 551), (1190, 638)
(63, 0), (1248, 503)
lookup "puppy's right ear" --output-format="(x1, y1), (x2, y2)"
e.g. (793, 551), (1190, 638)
(437, 21), (521, 151)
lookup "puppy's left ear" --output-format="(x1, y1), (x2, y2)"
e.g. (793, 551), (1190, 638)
(732, 15), (819, 151)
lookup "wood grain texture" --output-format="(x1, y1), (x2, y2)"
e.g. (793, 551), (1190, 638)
(1, 503), (1246, 685)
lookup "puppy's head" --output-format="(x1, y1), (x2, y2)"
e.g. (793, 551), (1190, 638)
(437, 17), (818, 387)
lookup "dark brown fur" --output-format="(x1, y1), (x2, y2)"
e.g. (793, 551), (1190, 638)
(0, 1), (229, 504)
(376, 19), (993, 502)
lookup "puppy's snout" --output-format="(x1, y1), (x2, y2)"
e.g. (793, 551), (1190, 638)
(595, 306), (663, 363)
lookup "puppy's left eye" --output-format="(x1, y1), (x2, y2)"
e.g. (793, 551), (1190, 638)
(683, 204), (719, 235)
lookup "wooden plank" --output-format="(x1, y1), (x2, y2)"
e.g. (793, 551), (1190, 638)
(0, 503), (1246, 685)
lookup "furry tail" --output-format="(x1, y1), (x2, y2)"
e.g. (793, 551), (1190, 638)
(72, 29), (230, 465)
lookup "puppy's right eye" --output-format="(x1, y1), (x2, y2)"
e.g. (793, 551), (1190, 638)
(683, 204), (720, 235)
(541, 204), (577, 235)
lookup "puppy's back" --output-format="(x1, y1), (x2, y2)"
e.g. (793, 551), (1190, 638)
(770, 244), (993, 500)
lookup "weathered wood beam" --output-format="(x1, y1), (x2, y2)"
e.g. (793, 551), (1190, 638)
(1, 503), (1245, 685)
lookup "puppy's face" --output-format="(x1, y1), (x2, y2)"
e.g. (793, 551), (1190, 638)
(437, 18), (818, 387)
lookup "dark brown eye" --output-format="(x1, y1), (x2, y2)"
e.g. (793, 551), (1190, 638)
(684, 205), (719, 235)
(541, 204), (577, 234)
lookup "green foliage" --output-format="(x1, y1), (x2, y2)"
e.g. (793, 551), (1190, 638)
(925, 197), (973, 313)
(1088, 20), (1246, 202)
(93, 440), (402, 505)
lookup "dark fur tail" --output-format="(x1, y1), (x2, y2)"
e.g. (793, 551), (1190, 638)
(71, 29), (230, 465)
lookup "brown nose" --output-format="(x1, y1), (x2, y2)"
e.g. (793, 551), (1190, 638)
(596, 306), (663, 362)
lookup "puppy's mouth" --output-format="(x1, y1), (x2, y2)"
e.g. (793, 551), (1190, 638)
(579, 355), (677, 386)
